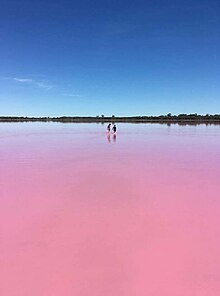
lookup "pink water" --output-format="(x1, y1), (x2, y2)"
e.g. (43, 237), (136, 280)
(1, 123), (220, 295)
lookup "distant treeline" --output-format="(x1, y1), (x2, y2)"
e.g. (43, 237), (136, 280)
(0, 114), (220, 125)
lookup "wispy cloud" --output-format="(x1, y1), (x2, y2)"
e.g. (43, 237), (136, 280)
(13, 78), (33, 83)
(34, 81), (53, 90)
(0, 76), (81, 96)
(1, 76), (53, 90)
(62, 93), (81, 97)
(13, 77), (53, 90)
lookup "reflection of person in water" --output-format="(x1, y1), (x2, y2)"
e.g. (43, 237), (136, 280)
(107, 132), (111, 143)
(107, 123), (111, 133)
(112, 124), (117, 134)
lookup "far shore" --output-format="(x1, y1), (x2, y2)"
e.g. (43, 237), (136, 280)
(0, 114), (220, 125)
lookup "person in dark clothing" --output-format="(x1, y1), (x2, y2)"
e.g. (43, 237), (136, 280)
(107, 123), (111, 132)
(112, 124), (117, 134)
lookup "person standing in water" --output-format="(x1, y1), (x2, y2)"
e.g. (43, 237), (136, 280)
(107, 123), (111, 132)
(112, 124), (117, 134)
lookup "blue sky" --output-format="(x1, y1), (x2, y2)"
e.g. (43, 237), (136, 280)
(0, 0), (219, 116)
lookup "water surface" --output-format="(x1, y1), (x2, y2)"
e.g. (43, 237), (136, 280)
(1, 123), (220, 295)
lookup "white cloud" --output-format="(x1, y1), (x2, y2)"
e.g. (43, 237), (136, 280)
(1, 76), (79, 94)
(62, 93), (81, 97)
(34, 81), (53, 90)
(0, 76), (53, 90)
(14, 77), (53, 90)
(13, 78), (33, 83)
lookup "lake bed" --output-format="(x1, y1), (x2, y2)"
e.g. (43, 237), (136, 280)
(1, 123), (220, 295)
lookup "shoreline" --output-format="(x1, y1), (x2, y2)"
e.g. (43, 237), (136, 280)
(0, 115), (220, 125)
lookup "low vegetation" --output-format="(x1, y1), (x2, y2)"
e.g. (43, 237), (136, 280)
(0, 114), (220, 125)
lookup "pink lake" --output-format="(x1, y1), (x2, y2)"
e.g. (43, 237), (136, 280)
(1, 123), (220, 295)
